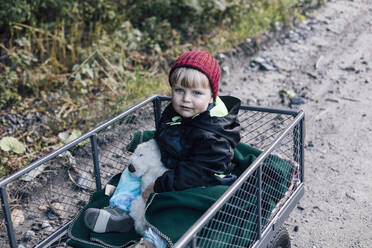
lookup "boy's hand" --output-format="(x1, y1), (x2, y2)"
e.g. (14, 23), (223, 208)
(142, 183), (155, 201)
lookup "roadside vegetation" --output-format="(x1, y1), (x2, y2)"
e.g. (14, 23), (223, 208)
(0, 0), (323, 178)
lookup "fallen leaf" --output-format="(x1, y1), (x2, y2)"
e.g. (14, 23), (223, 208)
(63, 130), (82, 144)
(20, 163), (50, 181)
(0, 137), (26, 154)
(58, 129), (82, 144)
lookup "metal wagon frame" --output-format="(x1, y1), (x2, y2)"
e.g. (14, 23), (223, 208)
(0, 95), (304, 248)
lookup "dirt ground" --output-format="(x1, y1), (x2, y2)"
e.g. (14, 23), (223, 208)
(219, 0), (372, 247)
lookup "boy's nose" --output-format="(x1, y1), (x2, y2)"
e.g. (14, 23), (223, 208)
(183, 92), (191, 101)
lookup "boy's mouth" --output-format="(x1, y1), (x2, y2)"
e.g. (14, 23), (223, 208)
(180, 105), (192, 110)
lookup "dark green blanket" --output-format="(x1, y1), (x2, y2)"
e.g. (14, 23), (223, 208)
(67, 132), (293, 248)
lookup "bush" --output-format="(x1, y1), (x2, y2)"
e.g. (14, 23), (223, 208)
(0, 0), (30, 29)
(0, 0), (121, 31)
(126, 0), (228, 39)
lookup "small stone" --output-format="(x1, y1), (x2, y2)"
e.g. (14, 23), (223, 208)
(222, 65), (230, 76)
(217, 53), (227, 61)
(25, 113), (34, 120)
(293, 225), (299, 232)
(47, 211), (58, 220)
(77, 171), (94, 190)
(44, 226), (54, 233)
(290, 97), (305, 105)
(307, 141), (314, 147)
(26, 136), (34, 143)
(31, 223), (41, 231)
(38, 205), (49, 211)
(27, 214), (37, 220)
(11, 208), (25, 228)
(251, 57), (275, 71)
(23, 230), (35, 241)
(297, 205), (305, 211)
(41, 221), (51, 229)
(342, 66), (355, 71)
(50, 202), (68, 219)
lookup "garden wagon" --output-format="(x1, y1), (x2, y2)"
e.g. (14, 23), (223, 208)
(0, 95), (305, 248)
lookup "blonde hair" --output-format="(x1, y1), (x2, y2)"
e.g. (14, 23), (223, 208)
(170, 67), (211, 90)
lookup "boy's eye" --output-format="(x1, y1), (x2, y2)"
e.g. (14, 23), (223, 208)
(193, 91), (202, 95)
(174, 88), (184, 93)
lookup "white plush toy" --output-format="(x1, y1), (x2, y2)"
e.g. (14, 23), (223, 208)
(127, 139), (167, 235)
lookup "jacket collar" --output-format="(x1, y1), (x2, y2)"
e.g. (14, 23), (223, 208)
(209, 96), (228, 117)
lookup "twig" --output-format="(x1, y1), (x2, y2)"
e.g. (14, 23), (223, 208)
(67, 49), (98, 82)
(67, 169), (80, 188)
(96, 50), (125, 83)
(60, 97), (78, 108)
(10, 22), (54, 38)
(315, 55), (324, 70)
(325, 98), (339, 103)
(92, 60), (119, 94)
(340, 96), (359, 102)
(304, 70), (317, 79)
(63, 105), (79, 119)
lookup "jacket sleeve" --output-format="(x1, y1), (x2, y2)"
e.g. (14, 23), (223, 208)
(153, 133), (235, 193)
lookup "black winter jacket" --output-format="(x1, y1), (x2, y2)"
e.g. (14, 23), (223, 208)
(153, 96), (241, 193)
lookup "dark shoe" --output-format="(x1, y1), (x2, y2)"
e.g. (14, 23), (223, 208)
(84, 206), (134, 233)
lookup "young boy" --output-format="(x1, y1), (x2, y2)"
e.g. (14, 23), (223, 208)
(84, 51), (241, 247)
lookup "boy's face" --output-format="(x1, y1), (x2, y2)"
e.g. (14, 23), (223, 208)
(171, 81), (213, 118)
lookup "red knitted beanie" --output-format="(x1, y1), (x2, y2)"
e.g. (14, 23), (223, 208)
(169, 50), (221, 100)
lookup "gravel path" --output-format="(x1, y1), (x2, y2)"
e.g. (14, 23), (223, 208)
(220, 0), (372, 247)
